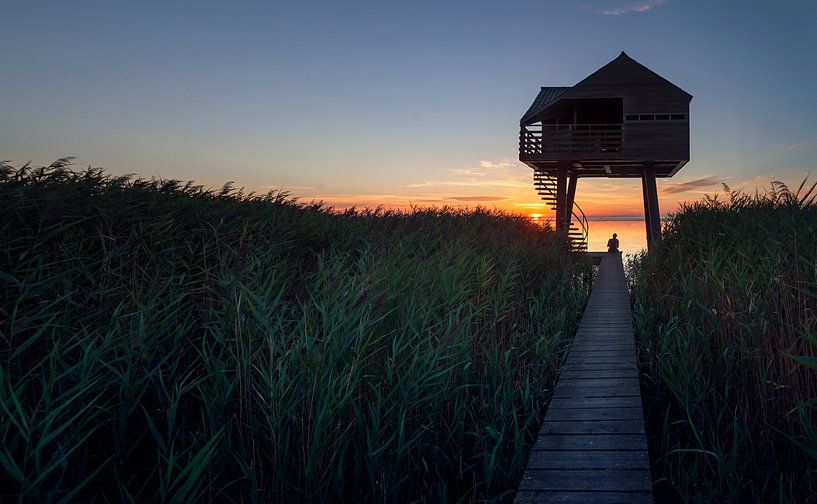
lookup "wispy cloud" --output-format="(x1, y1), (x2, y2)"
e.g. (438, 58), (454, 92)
(446, 195), (510, 202)
(479, 160), (514, 169)
(661, 176), (722, 195)
(257, 184), (315, 191)
(409, 159), (530, 189)
(780, 136), (817, 153)
(448, 168), (487, 177)
(598, 0), (667, 15)
(407, 180), (528, 188)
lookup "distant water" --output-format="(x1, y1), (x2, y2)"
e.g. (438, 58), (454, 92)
(585, 219), (647, 257)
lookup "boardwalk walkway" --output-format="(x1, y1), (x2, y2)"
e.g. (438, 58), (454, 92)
(515, 253), (653, 504)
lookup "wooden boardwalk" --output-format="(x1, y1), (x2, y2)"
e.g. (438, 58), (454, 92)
(515, 253), (653, 504)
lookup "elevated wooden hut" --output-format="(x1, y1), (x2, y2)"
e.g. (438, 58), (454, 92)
(519, 51), (691, 249)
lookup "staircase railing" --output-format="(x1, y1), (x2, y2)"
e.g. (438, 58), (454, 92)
(533, 169), (589, 251)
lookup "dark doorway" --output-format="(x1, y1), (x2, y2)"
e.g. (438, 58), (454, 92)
(541, 98), (623, 125)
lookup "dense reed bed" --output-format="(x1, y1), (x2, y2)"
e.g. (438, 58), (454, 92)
(629, 181), (817, 502)
(0, 160), (591, 502)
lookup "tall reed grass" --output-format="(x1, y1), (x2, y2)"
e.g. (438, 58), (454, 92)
(629, 181), (817, 502)
(0, 160), (590, 502)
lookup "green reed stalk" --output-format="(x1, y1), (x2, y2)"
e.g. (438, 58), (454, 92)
(629, 180), (817, 502)
(0, 160), (590, 502)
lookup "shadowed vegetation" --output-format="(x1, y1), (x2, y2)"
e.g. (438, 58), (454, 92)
(629, 181), (817, 502)
(0, 160), (591, 502)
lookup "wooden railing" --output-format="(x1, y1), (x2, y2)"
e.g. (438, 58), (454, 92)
(520, 123), (622, 158)
(533, 169), (589, 251)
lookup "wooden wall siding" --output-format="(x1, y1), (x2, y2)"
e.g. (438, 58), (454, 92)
(623, 122), (690, 160)
(519, 52), (691, 178)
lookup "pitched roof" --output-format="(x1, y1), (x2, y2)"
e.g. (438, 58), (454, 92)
(520, 86), (570, 124)
(519, 52), (692, 125)
(573, 52), (692, 97)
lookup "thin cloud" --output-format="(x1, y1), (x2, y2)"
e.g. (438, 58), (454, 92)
(449, 168), (487, 177)
(258, 184), (315, 191)
(661, 176), (721, 195)
(412, 160), (530, 189)
(479, 160), (514, 169)
(406, 180), (528, 188)
(780, 136), (817, 153)
(446, 195), (511, 202)
(598, 0), (667, 15)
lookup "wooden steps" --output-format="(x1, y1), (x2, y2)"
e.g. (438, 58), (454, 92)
(533, 170), (588, 251)
(515, 253), (653, 504)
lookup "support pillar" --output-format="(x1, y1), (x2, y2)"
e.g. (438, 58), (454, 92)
(641, 166), (661, 248)
(555, 167), (568, 234)
(566, 173), (578, 226)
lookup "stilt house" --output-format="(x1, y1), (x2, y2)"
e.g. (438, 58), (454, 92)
(519, 51), (691, 249)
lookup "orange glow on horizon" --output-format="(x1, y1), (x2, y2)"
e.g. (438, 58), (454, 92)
(275, 166), (769, 219)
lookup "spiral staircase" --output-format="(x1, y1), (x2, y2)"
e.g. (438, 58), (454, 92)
(533, 169), (589, 251)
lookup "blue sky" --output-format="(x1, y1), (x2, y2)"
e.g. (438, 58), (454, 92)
(2, 0), (816, 216)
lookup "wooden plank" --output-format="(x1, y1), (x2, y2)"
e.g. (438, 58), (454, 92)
(539, 419), (645, 435)
(570, 348), (634, 354)
(566, 352), (635, 360)
(556, 378), (641, 390)
(553, 385), (641, 399)
(518, 469), (652, 491)
(579, 320), (632, 324)
(563, 357), (635, 365)
(567, 351), (635, 359)
(547, 396), (643, 409)
(570, 342), (633, 348)
(544, 406), (645, 421)
(568, 342), (636, 348)
(578, 325), (633, 329)
(580, 318), (631, 322)
(533, 434), (648, 451)
(567, 348), (632, 355)
(559, 365), (638, 376)
(515, 490), (654, 504)
(526, 450), (650, 469)
(573, 338), (632, 344)
(575, 331), (632, 335)
(560, 361), (636, 368)
(555, 377), (641, 388)
(558, 370), (638, 380)
(569, 344), (632, 350)
(573, 333), (632, 339)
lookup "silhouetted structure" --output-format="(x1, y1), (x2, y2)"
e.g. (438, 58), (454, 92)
(519, 52), (691, 250)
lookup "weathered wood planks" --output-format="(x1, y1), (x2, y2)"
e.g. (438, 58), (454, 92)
(515, 253), (653, 504)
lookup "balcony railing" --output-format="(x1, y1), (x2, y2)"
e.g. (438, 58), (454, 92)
(520, 123), (622, 158)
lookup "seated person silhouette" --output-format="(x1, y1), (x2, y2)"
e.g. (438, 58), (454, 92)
(607, 233), (620, 253)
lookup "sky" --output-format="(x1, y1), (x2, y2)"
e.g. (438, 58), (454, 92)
(2, 0), (816, 218)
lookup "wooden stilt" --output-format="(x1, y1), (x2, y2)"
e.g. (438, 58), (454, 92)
(566, 173), (577, 225)
(555, 167), (568, 234)
(641, 167), (661, 247)
(641, 173), (653, 244)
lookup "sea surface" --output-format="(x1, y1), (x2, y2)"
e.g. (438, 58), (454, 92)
(585, 219), (647, 257)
